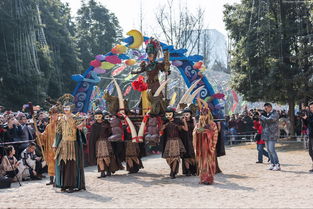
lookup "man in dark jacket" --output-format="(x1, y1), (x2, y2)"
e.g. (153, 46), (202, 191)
(302, 102), (313, 172)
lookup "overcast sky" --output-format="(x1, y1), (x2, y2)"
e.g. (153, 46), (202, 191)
(61, 0), (240, 36)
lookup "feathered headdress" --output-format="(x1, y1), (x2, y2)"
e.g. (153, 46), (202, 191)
(197, 98), (213, 122)
(48, 105), (59, 114)
(146, 37), (162, 58)
(56, 94), (75, 111)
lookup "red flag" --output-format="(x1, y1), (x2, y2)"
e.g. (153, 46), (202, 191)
(212, 93), (225, 99)
(231, 90), (238, 103)
(111, 65), (127, 77)
(231, 90), (239, 112)
(123, 85), (132, 96)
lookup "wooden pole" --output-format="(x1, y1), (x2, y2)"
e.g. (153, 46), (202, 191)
(28, 102), (45, 162)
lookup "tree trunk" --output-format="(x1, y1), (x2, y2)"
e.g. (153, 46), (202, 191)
(288, 98), (295, 138)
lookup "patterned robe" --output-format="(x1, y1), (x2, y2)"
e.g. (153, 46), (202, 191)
(37, 123), (56, 176)
(193, 121), (218, 184)
(90, 121), (119, 173)
(161, 119), (186, 174)
(53, 114), (86, 190)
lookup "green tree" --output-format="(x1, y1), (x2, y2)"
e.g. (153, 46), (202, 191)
(76, 0), (122, 70)
(0, 0), (83, 109)
(0, 0), (44, 109)
(38, 0), (83, 97)
(224, 0), (313, 135)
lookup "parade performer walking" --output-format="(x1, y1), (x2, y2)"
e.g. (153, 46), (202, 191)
(90, 110), (119, 178)
(193, 99), (218, 185)
(180, 108), (197, 176)
(53, 94), (86, 193)
(36, 106), (58, 185)
(124, 124), (144, 174)
(161, 107), (187, 179)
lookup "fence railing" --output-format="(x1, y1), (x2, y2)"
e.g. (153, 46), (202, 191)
(0, 140), (35, 147)
(225, 134), (309, 149)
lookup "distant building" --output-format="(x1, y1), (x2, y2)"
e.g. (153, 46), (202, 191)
(184, 29), (228, 73)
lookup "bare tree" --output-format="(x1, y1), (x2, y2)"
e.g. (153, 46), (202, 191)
(155, 0), (206, 55)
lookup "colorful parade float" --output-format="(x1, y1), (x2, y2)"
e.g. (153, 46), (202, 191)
(71, 30), (225, 149)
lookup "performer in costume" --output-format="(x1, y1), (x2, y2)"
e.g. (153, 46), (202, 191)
(193, 99), (218, 185)
(90, 110), (119, 178)
(124, 124), (144, 174)
(36, 106), (58, 185)
(53, 94), (86, 193)
(131, 37), (170, 95)
(215, 120), (226, 174)
(180, 108), (197, 176)
(161, 107), (187, 179)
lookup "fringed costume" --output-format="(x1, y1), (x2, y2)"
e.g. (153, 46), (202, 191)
(90, 111), (119, 177)
(161, 107), (186, 179)
(193, 99), (219, 185)
(124, 126), (144, 174)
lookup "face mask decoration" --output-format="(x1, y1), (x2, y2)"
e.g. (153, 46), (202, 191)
(63, 106), (71, 114)
(165, 112), (174, 120)
(148, 53), (155, 62)
(183, 112), (191, 120)
(104, 115), (110, 121)
(94, 114), (103, 122)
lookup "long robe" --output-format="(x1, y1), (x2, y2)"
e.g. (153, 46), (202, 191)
(181, 120), (197, 175)
(124, 126), (144, 173)
(193, 122), (218, 184)
(216, 122), (226, 157)
(37, 123), (56, 176)
(54, 115), (86, 190)
(90, 121), (119, 173)
(161, 119), (186, 175)
(86, 125), (96, 166)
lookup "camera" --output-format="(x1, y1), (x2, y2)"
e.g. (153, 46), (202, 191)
(0, 123), (8, 129)
(298, 110), (308, 117)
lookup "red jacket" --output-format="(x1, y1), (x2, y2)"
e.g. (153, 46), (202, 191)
(253, 121), (265, 144)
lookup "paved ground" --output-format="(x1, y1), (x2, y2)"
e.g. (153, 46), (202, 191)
(1, 143), (312, 208)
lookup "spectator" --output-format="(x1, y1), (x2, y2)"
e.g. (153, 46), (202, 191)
(0, 146), (21, 182)
(20, 142), (45, 180)
(37, 112), (48, 133)
(259, 103), (281, 171)
(7, 116), (23, 143)
(17, 114), (35, 154)
(253, 114), (269, 163)
(302, 102), (313, 172)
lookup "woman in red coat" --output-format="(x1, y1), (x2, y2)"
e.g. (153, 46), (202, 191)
(253, 115), (269, 163)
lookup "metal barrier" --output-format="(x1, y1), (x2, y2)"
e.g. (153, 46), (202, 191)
(225, 134), (309, 149)
(0, 140), (35, 147)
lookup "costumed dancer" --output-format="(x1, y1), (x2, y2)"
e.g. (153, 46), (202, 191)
(131, 37), (170, 95)
(193, 99), (218, 185)
(53, 94), (86, 193)
(123, 124), (144, 174)
(90, 110), (119, 178)
(36, 106), (58, 185)
(180, 108), (197, 176)
(215, 118), (226, 174)
(161, 107), (187, 179)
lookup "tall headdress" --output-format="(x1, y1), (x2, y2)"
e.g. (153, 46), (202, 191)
(57, 94), (75, 111)
(48, 105), (59, 114)
(146, 37), (162, 58)
(197, 98), (213, 127)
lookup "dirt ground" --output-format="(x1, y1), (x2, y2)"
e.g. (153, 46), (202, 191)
(1, 143), (312, 208)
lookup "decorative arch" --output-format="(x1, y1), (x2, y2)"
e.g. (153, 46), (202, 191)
(71, 33), (222, 116)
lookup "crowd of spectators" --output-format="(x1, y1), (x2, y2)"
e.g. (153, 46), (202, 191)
(224, 108), (309, 144)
